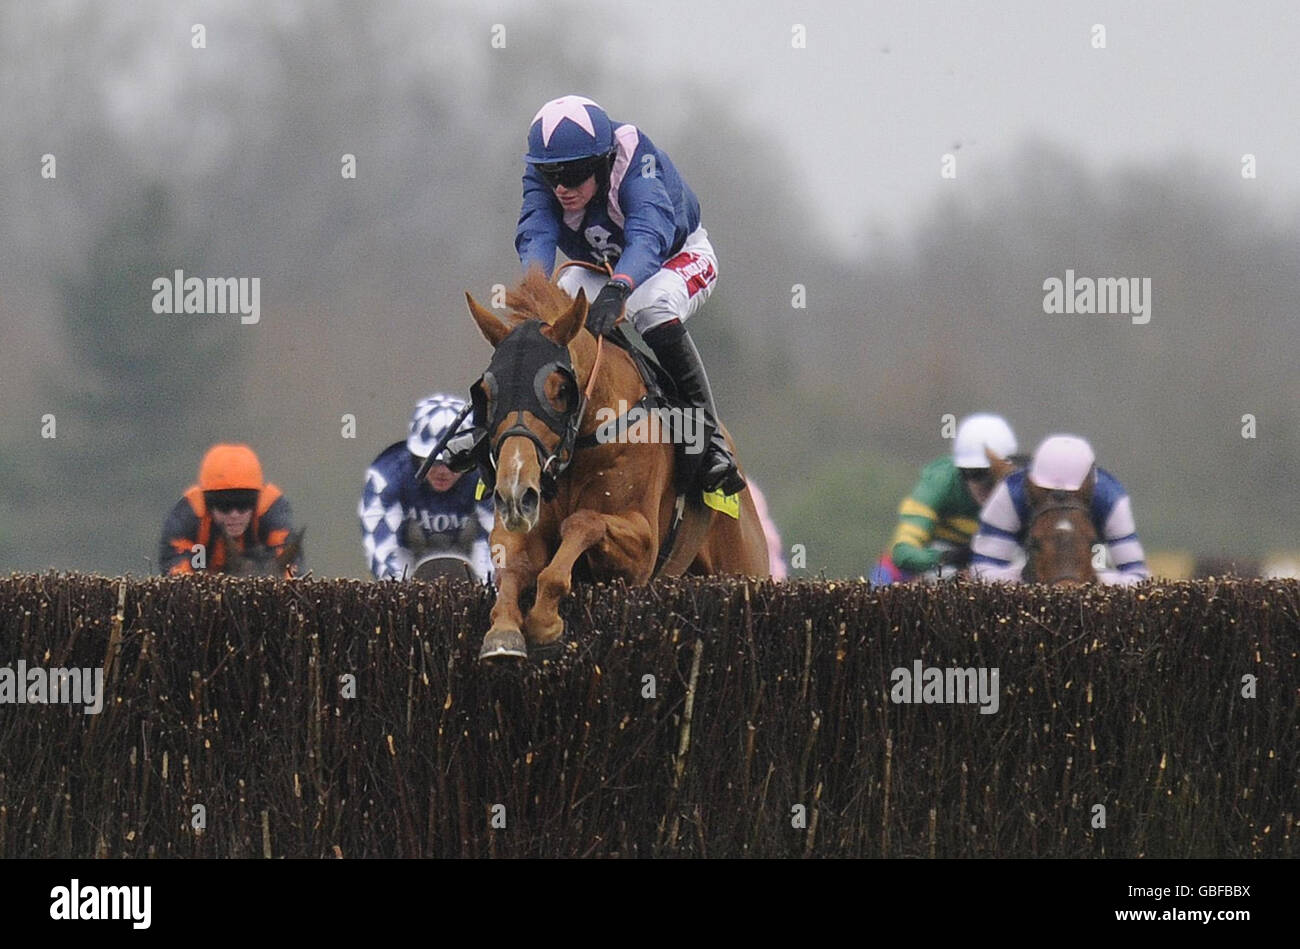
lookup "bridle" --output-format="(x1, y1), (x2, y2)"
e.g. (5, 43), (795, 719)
(469, 260), (618, 502)
(1024, 494), (1097, 585)
(414, 262), (622, 499)
(471, 321), (586, 502)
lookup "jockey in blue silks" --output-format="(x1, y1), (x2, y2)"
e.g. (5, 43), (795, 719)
(508, 94), (744, 496)
(970, 434), (1151, 585)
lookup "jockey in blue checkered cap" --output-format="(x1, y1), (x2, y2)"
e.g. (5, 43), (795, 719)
(358, 394), (494, 581)
(510, 94), (744, 495)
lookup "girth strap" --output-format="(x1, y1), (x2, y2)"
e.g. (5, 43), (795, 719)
(652, 494), (688, 578)
(575, 394), (659, 449)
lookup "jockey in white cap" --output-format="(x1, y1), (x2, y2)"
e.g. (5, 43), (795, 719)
(970, 434), (1150, 585)
(358, 394), (494, 582)
(869, 413), (1022, 584)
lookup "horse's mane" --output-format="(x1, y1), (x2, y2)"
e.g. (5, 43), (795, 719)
(505, 266), (576, 324)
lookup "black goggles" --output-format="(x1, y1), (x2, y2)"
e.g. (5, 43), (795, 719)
(206, 489), (258, 513)
(958, 467), (995, 485)
(536, 157), (603, 189)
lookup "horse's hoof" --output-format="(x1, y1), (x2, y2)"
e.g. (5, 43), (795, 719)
(480, 628), (527, 661)
(524, 614), (566, 660)
(529, 632), (566, 661)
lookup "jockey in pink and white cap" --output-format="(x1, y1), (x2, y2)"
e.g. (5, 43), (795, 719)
(1028, 435), (1095, 490)
(970, 435), (1150, 585)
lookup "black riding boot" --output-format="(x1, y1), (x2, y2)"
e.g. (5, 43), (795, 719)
(643, 319), (746, 495)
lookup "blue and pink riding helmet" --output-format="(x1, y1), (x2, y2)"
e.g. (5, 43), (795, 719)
(526, 96), (618, 187)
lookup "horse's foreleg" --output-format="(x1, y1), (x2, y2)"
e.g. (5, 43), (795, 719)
(482, 527), (546, 660)
(524, 509), (655, 647)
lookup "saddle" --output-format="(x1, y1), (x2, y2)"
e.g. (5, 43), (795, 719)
(585, 326), (706, 495)
(606, 326), (677, 400)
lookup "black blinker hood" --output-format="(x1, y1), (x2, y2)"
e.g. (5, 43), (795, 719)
(470, 321), (584, 501)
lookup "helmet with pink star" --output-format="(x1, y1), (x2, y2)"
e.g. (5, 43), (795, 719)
(525, 95), (614, 164)
(1028, 435), (1096, 491)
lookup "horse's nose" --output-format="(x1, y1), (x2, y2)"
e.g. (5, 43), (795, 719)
(519, 487), (540, 520)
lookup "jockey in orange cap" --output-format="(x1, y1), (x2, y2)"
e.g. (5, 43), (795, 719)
(158, 444), (302, 576)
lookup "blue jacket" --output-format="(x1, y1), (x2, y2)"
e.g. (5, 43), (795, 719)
(516, 122), (701, 287)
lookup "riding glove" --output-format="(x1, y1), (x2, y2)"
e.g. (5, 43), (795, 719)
(937, 546), (972, 568)
(442, 429), (486, 473)
(586, 279), (632, 337)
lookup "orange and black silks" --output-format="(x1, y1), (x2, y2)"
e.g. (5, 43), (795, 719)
(158, 484), (300, 577)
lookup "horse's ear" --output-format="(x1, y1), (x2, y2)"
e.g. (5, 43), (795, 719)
(542, 287), (588, 346)
(1078, 468), (1097, 502)
(985, 446), (1015, 483)
(466, 292), (512, 347)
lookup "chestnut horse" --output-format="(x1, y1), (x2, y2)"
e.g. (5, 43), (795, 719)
(1021, 484), (1098, 586)
(464, 268), (769, 659)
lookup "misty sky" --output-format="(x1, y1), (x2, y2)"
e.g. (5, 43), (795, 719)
(484, 0), (1300, 250)
(22, 0), (1297, 254)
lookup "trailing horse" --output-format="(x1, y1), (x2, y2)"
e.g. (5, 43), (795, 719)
(462, 267), (769, 660)
(1022, 487), (1097, 586)
(223, 527), (305, 578)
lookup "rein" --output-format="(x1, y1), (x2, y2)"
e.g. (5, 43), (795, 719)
(555, 258), (620, 403)
(1027, 497), (1092, 523)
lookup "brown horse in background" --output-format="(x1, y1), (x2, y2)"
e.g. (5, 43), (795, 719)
(465, 267), (769, 660)
(1022, 482), (1098, 586)
(985, 448), (1021, 486)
